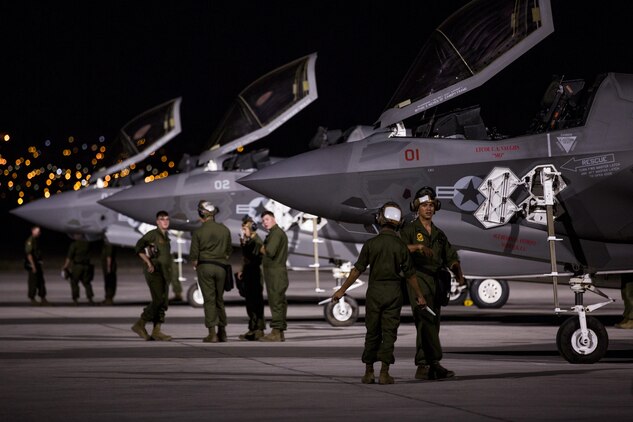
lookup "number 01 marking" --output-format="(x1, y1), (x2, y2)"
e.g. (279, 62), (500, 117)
(214, 180), (230, 190)
(404, 148), (420, 161)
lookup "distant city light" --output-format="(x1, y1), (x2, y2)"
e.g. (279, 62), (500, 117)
(3, 134), (10, 142)
(45, 139), (51, 147)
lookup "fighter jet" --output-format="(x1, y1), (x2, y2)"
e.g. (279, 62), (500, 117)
(97, 54), (380, 321)
(10, 97), (185, 249)
(238, 0), (631, 363)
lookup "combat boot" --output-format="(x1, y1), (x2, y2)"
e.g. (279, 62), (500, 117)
(131, 318), (151, 340)
(378, 362), (394, 385)
(415, 364), (429, 380)
(217, 326), (227, 342)
(203, 327), (218, 343)
(615, 319), (633, 329)
(361, 364), (375, 384)
(428, 362), (455, 380)
(151, 323), (173, 341)
(259, 328), (284, 342)
(239, 330), (254, 341)
(39, 298), (51, 306)
(29, 298), (40, 306)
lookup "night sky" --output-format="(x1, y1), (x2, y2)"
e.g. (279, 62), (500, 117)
(1, 1), (632, 256)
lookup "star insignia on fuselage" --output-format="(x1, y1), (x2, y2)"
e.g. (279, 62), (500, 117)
(457, 179), (481, 207)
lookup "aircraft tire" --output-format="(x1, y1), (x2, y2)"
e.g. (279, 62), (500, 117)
(469, 278), (509, 308)
(324, 295), (359, 326)
(187, 283), (204, 308)
(556, 316), (608, 364)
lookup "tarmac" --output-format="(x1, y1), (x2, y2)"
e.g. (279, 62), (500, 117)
(1, 263), (632, 421)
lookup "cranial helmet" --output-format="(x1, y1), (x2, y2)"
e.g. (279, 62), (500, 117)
(409, 186), (441, 212)
(198, 200), (219, 218)
(377, 201), (403, 228)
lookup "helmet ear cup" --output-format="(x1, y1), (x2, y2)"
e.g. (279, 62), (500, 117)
(409, 198), (419, 212)
(242, 216), (257, 232)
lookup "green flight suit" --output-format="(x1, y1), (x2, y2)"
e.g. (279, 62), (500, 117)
(170, 258), (183, 296)
(190, 219), (233, 328)
(135, 228), (172, 324)
(241, 233), (265, 331)
(25, 235), (47, 300)
(354, 227), (415, 365)
(67, 240), (94, 300)
(262, 224), (289, 331)
(400, 218), (460, 366)
(621, 273), (633, 320)
(101, 240), (117, 300)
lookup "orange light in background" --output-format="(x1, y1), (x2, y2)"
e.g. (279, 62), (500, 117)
(100, 146), (106, 153)
(17, 198), (23, 205)
(75, 171), (82, 179)
(237, 146), (244, 153)
(3, 134), (10, 142)
(44, 191), (50, 198)
(161, 155), (167, 162)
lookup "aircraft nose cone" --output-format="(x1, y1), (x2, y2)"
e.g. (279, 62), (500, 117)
(99, 174), (201, 228)
(99, 182), (176, 225)
(238, 143), (358, 221)
(10, 189), (116, 235)
(10, 197), (68, 231)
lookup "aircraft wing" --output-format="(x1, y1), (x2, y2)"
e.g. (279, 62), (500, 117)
(91, 97), (182, 181)
(378, 0), (554, 128)
(198, 53), (318, 164)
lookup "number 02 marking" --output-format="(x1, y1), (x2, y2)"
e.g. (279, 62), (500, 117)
(214, 180), (230, 190)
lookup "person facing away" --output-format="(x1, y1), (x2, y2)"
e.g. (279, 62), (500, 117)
(62, 233), (95, 305)
(400, 186), (465, 380)
(101, 239), (117, 305)
(258, 210), (289, 342)
(189, 200), (233, 343)
(332, 202), (426, 385)
(131, 210), (173, 341)
(237, 216), (265, 341)
(24, 226), (49, 306)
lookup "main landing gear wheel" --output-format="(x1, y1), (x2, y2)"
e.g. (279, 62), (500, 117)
(469, 278), (509, 308)
(324, 295), (359, 326)
(556, 316), (608, 364)
(187, 283), (204, 308)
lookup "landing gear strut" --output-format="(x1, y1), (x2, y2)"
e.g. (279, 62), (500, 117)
(528, 165), (614, 364)
(319, 262), (363, 326)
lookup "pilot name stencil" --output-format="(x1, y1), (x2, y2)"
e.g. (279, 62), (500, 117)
(474, 144), (520, 158)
